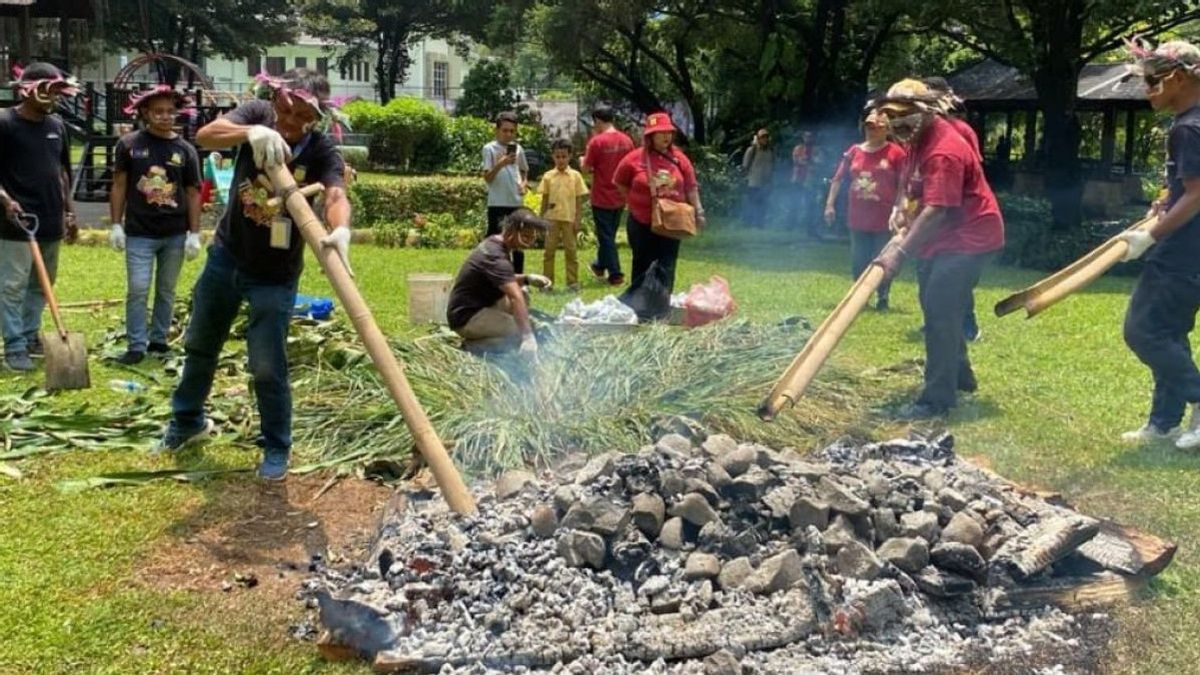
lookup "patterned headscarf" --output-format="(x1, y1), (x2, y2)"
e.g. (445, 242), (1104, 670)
(11, 62), (79, 104)
(1126, 36), (1200, 80)
(250, 72), (350, 140)
(122, 84), (196, 117)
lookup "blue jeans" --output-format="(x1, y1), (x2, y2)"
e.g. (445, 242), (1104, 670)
(167, 245), (297, 454)
(849, 229), (892, 304)
(591, 206), (624, 278)
(125, 234), (186, 352)
(1124, 263), (1200, 431)
(0, 238), (58, 355)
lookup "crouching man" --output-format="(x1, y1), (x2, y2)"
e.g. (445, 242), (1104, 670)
(156, 68), (352, 481)
(447, 208), (551, 356)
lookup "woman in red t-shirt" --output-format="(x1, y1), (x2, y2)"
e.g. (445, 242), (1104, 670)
(612, 112), (706, 317)
(824, 110), (907, 310)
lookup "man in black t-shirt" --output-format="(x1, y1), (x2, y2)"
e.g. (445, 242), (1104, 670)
(447, 208), (550, 355)
(0, 63), (77, 372)
(1119, 40), (1200, 449)
(109, 86), (202, 365)
(156, 68), (352, 481)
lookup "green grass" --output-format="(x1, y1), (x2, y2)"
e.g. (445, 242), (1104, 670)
(1, 225), (1197, 672)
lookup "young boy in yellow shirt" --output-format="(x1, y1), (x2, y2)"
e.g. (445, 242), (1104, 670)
(538, 139), (589, 291)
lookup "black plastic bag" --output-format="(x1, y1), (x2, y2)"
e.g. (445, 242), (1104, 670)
(619, 261), (672, 322)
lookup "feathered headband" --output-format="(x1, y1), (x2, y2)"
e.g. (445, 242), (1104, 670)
(11, 64), (79, 104)
(250, 72), (351, 140)
(122, 84), (197, 117)
(1126, 35), (1200, 79)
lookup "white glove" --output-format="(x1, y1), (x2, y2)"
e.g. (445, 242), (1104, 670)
(1120, 229), (1156, 262)
(109, 223), (126, 251)
(526, 273), (552, 290)
(320, 226), (353, 277)
(246, 125), (289, 168)
(519, 333), (538, 357)
(184, 231), (201, 260)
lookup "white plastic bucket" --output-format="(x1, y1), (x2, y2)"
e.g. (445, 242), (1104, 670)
(408, 273), (452, 325)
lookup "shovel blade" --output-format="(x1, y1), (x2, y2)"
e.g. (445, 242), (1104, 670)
(42, 331), (90, 391)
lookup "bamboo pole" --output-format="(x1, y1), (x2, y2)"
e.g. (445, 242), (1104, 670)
(994, 216), (1154, 319)
(264, 164), (477, 515)
(759, 262), (886, 420)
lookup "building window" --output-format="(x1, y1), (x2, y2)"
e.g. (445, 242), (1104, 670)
(247, 55), (261, 76)
(316, 57), (328, 76)
(339, 62), (347, 80)
(433, 61), (448, 99)
(294, 56), (307, 69)
(363, 61), (370, 82)
(265, 56), (285, 75)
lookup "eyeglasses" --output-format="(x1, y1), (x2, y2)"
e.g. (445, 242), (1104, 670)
(1144, 70), (1176, 89)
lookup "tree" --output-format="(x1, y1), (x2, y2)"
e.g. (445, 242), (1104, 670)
(99, 0), (298, 84)
(454, 60), (520, 120)
(924, 1), (1200, 229)
(303, 0), (492, 103)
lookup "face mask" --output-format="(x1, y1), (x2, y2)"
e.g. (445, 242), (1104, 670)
(888, 111), (926, 143)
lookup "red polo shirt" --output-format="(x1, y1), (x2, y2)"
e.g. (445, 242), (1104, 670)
(612, 147), (698, 225)
(832, 141), (907, 232)
(583, 128), (635, 209)
(947, 117), (982, 161)
(908, 116), (1004, 258)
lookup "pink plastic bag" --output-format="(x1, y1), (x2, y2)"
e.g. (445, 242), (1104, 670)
(682, 276), (737, 328)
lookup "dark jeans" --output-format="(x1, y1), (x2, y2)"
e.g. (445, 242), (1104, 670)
(591, 206), (624, 279)
(1124, 263), (1200, 430)
(487, 206), (524, 274)
(167, 246), (297, 453)
(627, 215), (681, 296)
(850, 229), (892, 304)
(742, 186), (770, 228)
(916, 252), (991, 410)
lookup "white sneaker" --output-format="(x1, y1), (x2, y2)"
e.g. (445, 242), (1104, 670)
(1120, 423), (1180, 444)
(1176, 404), (1200, 449)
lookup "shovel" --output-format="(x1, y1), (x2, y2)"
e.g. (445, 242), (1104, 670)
(14, 213), (90, 391)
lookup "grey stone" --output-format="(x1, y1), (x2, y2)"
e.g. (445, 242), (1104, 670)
(668, 492), (719, 527)
(744, 549), (804, 594)
(684, 478), (722, 506)
(717, 444), (757, 478)
(941, 511), (985, 548)
(723, 529), (760, 558)
(900, 510), (941, 543)
(913, 565), (976, 597)
(865, 475), (892, 500)
(659, 517), (685, 549)
(923, 468), (947, 492)
(698, 519), (732, 550)
(656, 433), (694, 457)
(871, 508), (901, 543)
(650, 592), (683, 615)
(876, 536), (930, 573)
(557, 530), (606, 569)
(818, 476), (870, 517)
(822, 514), (862, 554)
(553, 484), (580, 515)
(835, 540), (883, 580)
(788, 497), (830, 532)
(762, 486), (796, 520)
(659, 469), (689, 497)
(561, 497), (630, 536)
(574, 452), (618, 486)
(494, 469), (536, 499)
(684, 552), (722, 580)
(704, 649), (743, 675)
(846, 579), (909, 632)
(639, 575), (670, 597)
(717, 556), (753, 590)
(700, 433), (738, 458)
(931, 542), (987, 580)
(631, 492), (666, 537)
(790, 461), (831, 482)
(706, 462), (732, 489)
(938, 487), (970, 511)
(724, 465), (774, 501)
(530, 504), (558, 539)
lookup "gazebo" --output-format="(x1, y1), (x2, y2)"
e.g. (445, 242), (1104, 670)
(0, 0), (98, 77)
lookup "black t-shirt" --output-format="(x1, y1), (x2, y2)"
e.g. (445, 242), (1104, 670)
(0, 108), (69, 241)
(213, 100), (345, 283)
(114, 130), (201, 238)
(447, 237), (517, 329)
(1149, 105), (1200, 272)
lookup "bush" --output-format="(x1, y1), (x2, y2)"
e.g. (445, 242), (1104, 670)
(689, 145), (740, 216)
(351, 175), (486, 226)
(996, 194), (1139, 273)
(342, 97), (448, 171)
(339, 146), (369, 168)
(446, 116), (494, 174)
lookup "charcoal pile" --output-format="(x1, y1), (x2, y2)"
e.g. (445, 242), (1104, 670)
(306, 433), (1174, 674)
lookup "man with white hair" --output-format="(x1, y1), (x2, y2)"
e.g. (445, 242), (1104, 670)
(1118, 39), (1200, 449)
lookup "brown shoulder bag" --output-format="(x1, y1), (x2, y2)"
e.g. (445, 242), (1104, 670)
(644, 149), (697, 240)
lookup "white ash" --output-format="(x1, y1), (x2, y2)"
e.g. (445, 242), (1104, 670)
(304, 433), (1135, 673)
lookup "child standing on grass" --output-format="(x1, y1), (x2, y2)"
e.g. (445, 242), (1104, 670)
(538, 139), (589, 292)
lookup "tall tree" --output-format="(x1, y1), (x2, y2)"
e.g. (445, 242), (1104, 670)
(925, 1), (1200, 229)
(303, 0), (491, 103)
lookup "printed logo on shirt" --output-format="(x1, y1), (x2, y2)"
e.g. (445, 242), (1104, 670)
(168, 152), (184, 167)
(852, 171), (880, 201)
(238, 172), (281, 226)
(137, 166), (178, 208)
(132, 147), (151, 159)
(46, 132), (60, 140)
(293, 166), (307, 183)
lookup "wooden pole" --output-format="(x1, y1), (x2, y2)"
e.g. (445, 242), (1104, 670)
(263, 164), (477, 515)
(759, 261), (887, 420)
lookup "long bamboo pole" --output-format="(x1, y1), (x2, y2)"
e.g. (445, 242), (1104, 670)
(994, 216), (1154, 319)
(759, 262), (886, 420)
(264, 164), (477, 515)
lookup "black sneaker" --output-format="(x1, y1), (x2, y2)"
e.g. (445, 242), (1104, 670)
(875, 297), (889, 311)
(147, 342), (171, 355)
(28, 338), (43, 357)
(116, 350), (145, 365)
(589, 262), (606, 280)
(4, 352), (35, 372)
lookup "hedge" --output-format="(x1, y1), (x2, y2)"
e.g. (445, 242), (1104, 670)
(351, 174), (486, 226)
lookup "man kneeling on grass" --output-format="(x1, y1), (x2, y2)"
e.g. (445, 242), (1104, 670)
(447, 208), (551, 357)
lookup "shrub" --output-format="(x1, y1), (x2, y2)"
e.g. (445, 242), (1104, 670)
(689, 145), (740, 216)
(342, 97), (448, 171)
(446, 116), (494, 174)
(339, 146), (369, 168)
(996, 194), (1141, 273)
(351, 175), (486, 226)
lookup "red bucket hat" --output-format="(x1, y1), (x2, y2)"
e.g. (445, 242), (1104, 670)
(643, 112), (676, 137)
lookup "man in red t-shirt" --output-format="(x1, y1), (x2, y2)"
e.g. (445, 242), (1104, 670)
(582, 106), (635, 286)
(872, 78), (1005, 419)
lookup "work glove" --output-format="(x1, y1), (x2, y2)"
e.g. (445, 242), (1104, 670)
(64, 212), (78, 244)
(247, 125), (290, 168)
(519, 332), (538, 358)
(526, 273), (552, 291)
(184, 231), (202, 260)
(1119, 229), (1156, 262)
(872, 242), (907, 282)
(109, 222), (126, 251)
(888, 207), (906, 234)
(320, 226), (354, 277)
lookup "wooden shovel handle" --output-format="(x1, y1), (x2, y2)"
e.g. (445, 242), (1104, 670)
(27, 238), (67, 340)
(266, 182), (324, 210)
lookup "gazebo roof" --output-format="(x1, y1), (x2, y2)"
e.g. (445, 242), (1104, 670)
(947, 59), (1149, 108)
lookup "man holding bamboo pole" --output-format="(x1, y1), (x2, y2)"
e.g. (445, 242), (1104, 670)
(155, 68), (351, 480)
(1117, 40), (1200, 448)
(871, 79), (1004, 419)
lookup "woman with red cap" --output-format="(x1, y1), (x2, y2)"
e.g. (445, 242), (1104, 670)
(612, 112), (705, 317)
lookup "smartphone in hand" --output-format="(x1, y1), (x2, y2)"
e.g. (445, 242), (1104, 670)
(506, 143), (517, 156)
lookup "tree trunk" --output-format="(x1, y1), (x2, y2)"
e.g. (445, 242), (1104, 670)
(1029, 1), (1085, 230)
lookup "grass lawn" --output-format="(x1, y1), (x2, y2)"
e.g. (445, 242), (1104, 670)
(0, 224), (1197, 673)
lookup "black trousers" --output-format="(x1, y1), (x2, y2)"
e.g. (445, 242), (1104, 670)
(1124, 263), (1200, 430)
(850, 229), (892, 303)
(627, 215), (681, 295)
(916, 252), (991, 410)
(487, 206), (524, 274)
